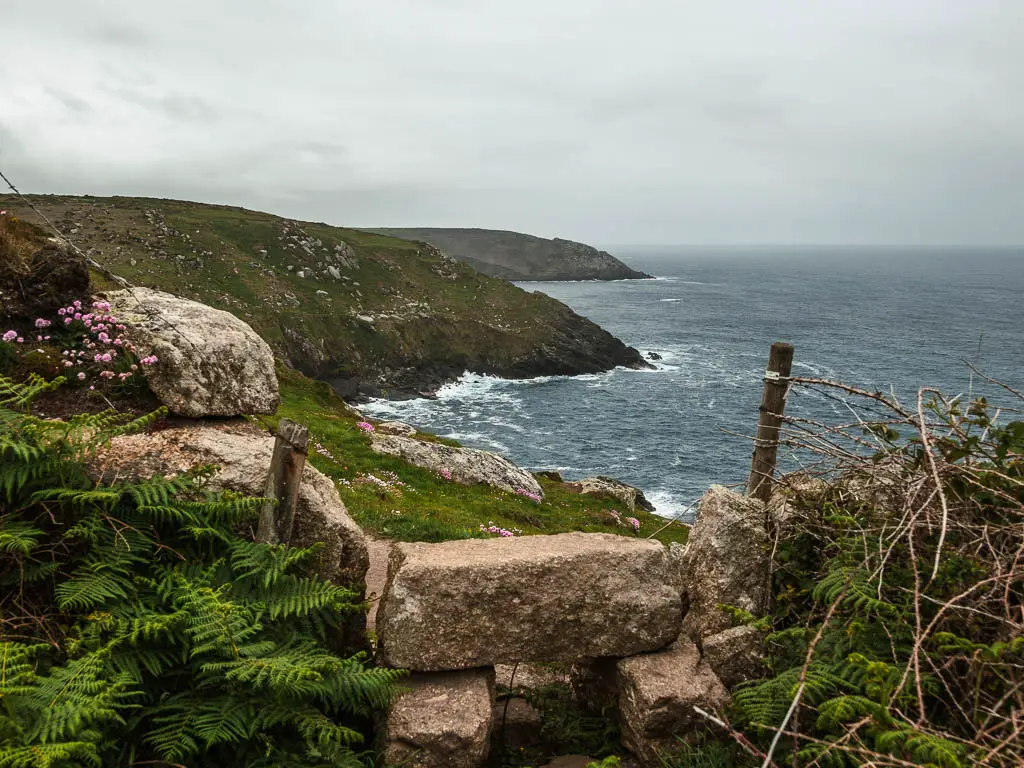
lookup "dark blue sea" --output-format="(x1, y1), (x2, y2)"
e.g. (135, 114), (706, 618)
(363, 247), (1024, 519)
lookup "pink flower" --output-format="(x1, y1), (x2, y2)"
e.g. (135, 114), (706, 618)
(58, 308), (66, 316)
(356, 421), (375, 433)
(99, 370), (115, 379)
(73, 312), (82, 320)
(15, 337), (23, 344)
(439, 468), (452, 480)
(514, 488), (542, 503)
(1, 330), (16, 343)
(63, 361), (74, 368)
(77, 372), (86, 380)
(64, 317), (73, 325)
(625, 517), (641, 532)
(73, 300), (82, 309)
(34, 318), (51, 329)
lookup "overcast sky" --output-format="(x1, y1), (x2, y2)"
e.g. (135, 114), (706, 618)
(2, 1), (1022, 245)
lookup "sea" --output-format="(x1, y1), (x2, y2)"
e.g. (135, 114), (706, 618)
(362, 247), (1024, 520)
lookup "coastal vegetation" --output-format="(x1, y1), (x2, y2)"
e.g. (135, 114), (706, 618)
(0, 196), (647, 400)
(2, 207), (1020, 767)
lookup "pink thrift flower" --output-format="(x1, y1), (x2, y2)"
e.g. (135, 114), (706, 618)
(73, 300), (82, 308)
(2, 330), (16, 343)
(73, 312), (82, 320)
(356, 421), (375, 433)
(15, 337), (23, 344)
(77, 372), (86, 380)
(34, 318), (51, 328)
(58, 308), (66, 316)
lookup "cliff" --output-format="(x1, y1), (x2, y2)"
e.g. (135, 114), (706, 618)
(0, 195), (649, 399)
(367, 227), (652, 281)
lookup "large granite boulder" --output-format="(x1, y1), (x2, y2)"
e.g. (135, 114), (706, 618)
(378, 533), (682, 671)
(380, 669), (494, 768)
(617, 641), (730, 763)
(90, 420), (368, 588)
(107, 287), (279, 417)
(679, 486), (770, 640)
(572, 476), (655, 513)
(370, 433), (543, 499)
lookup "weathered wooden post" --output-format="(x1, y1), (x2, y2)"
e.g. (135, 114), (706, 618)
(747, 342), (794, 503)
(256, 418), (310, 545)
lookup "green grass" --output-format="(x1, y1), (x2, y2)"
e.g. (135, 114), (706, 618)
(261, 366), (689, 546)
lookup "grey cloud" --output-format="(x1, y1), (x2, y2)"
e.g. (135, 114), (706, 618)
(0, 0), (1022, 245)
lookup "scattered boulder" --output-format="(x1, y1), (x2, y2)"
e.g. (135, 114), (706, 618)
(106, 287), (279, 417)
(572, 476), (655, 513)
(617, 641), (729, 763)
(378, 533), (683, 671)
(380, 669), (494, 768)
(701, 625), (766, 688)
(370, 433), (543, 499)
(89, 420), (368, 589)
(679, 486), (770, 640)
(377, 420), (417, 437)
(534, 470), (564, 483)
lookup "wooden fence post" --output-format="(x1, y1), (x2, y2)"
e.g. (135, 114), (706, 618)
(747, 342), (794, 503)
(256, 418), (310, 546)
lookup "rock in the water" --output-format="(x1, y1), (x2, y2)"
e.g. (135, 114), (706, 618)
(377, 420), (417, 437)
(380, 669), (494, 768)
(107, 287), (279, 417)
(646, 352), (662, 361)
(617, 641), (730, 763)
(378, 533), (682, 671)
(370, 433), (543, 499)
(679, 486), (770, 640)
(573, 476), (655, 512)
(701, 625), (766, 688)
(90, 420), (368, 588)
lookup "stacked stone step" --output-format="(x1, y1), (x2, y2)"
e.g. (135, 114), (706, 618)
(375, 487), (774, 767)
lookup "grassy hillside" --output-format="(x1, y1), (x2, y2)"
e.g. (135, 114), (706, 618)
(370, 227), (653, 281)
(0, 195), (647, 399)
(263, 365), (688, 546)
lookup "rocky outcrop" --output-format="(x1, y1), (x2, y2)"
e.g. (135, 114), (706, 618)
(679, 486), (770, 640)
(380, 669), (495, 768)
(573, 476), (656, 512)
(377, 533), (683, 670)
(106, 288), (279, 417)
(377, 420), (417, 436)
(368, 228), (652, 281)
(0, 234), (90, 321)
(617, 641), (730, 763)
(369, 433), (543, 499)
(701, 625), (766, 688)
(89, 420), (368, 588)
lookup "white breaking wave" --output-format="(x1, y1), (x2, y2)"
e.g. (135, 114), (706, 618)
(645, 489), (700, 521)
